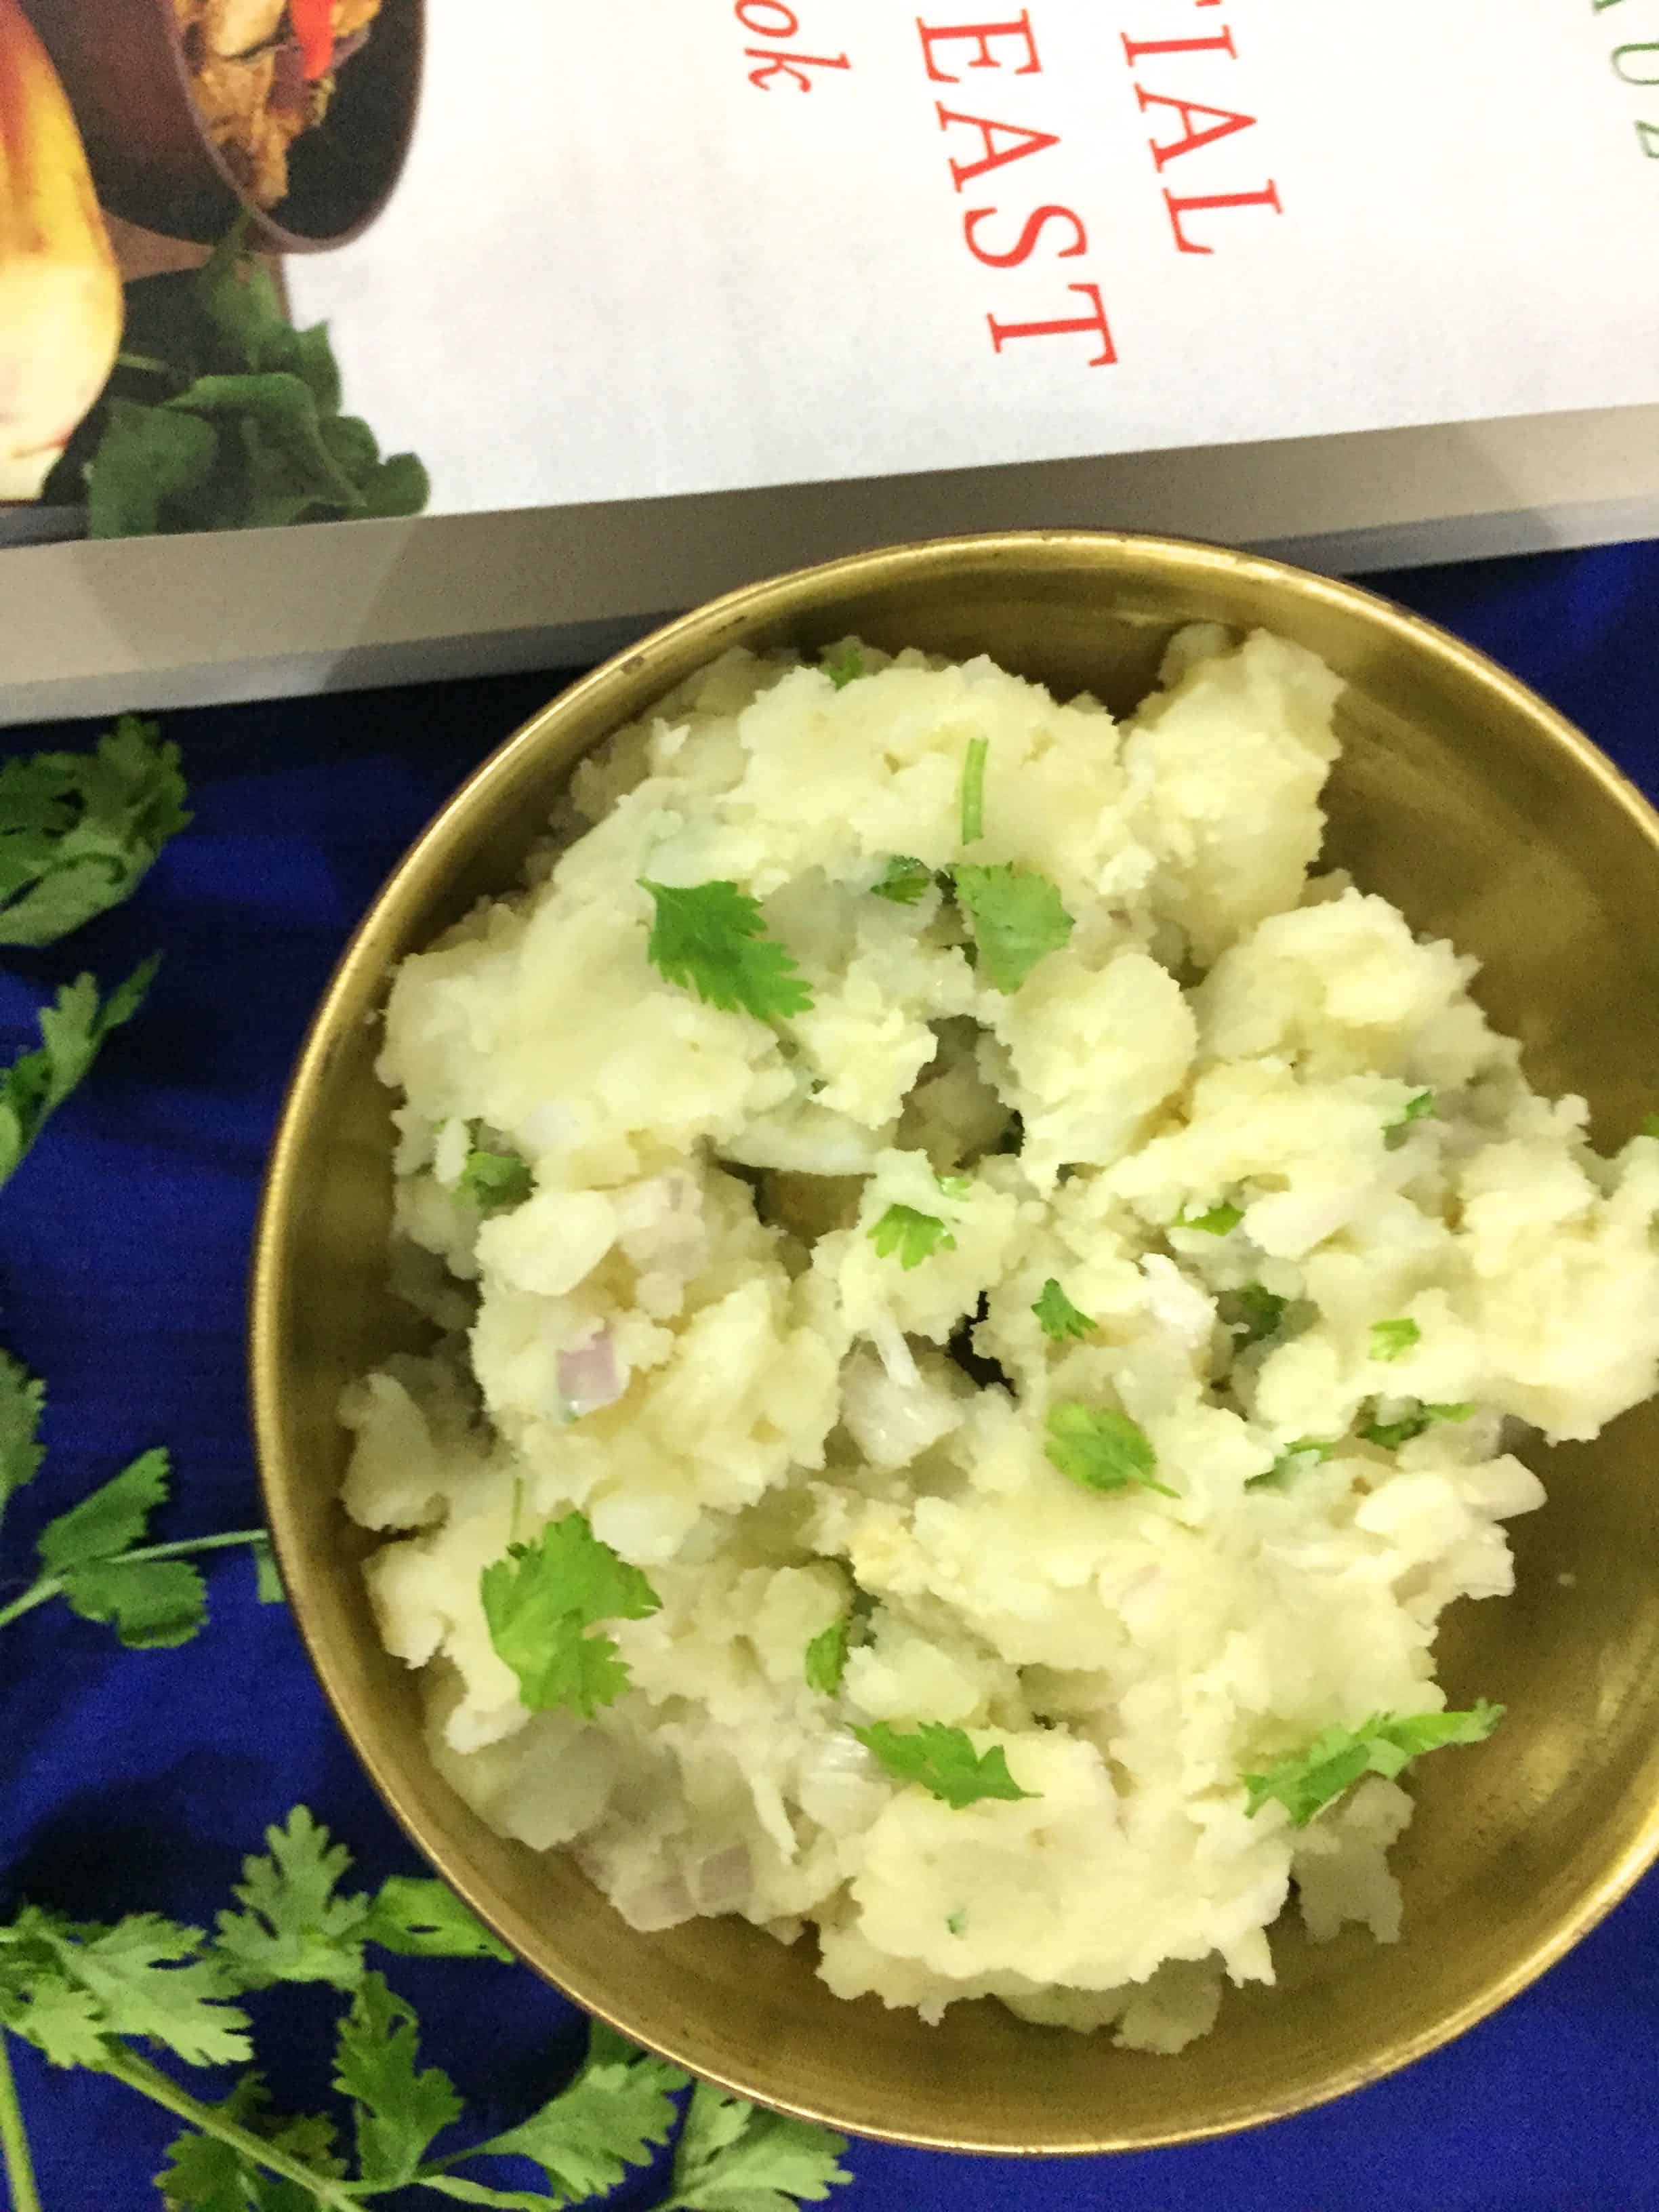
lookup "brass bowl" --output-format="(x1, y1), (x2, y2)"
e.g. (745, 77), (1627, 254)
(252, 531), (1659, 2153)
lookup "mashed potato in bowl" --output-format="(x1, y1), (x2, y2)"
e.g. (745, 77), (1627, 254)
(339, 627), (1659, 2055)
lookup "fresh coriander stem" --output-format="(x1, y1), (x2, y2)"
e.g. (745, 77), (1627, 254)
(114, 350), (178, 377)
(0, 1530), (269, 1633)
(99, 2047), (362, 2209)
(0, 2032), (43, 2212)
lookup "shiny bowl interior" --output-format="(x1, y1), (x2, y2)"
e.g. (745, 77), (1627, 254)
(251, 531), (1659, 2154)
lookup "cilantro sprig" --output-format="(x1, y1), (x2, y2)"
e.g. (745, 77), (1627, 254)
(867, 1203), (956, 1269)
(1385, 1089), (1437, 1147)
(1243, 1704), (1504, 1826)
(953, 863), (1074, 994)
(1369, 1318), (1421, 1363)
(870, 855), (934, 905)
(481, 1511), (662, 1717)
(641, 880), (814, 1023)
(1044, 1402), (1173, 1498)
(47, 223), (428, 537)
(822, 643), (866, 690)
(0, 719), (189, 948)
(853, 1723), (1038, 1809)
(0, 959), (158, 1196)
(960, 737), (989, 844)
(0, 1804), (854, 2212)
(0, 1357), (273, 1645)
(1360, 1399), (1475, 1450)
(457, 1133), (533, 1212)
(1031, 1278), (1095, 1343)
(1176, 1200), (1243, 1236)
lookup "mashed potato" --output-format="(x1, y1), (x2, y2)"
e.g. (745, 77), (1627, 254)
(341, 630), (1659, 2053)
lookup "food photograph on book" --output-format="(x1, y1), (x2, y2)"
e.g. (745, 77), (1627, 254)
(1, 3), (1659, 2209)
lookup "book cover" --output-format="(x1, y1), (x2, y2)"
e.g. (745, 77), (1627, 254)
(1, 0), (1657, 712)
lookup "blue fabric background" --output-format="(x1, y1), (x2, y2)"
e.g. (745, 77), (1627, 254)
(2, 541), (1657, 2211)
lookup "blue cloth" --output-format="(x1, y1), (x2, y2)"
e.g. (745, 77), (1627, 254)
(3, 541), (1658, 2212)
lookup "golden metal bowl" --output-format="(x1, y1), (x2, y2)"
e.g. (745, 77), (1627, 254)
(251, 531), (1659, 2154)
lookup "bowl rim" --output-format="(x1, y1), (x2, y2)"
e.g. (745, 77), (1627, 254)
(138, 0), (424, 253)
(251, 526), (1659, 2153)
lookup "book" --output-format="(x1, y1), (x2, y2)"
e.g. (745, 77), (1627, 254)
(4, 0), (1659, 721)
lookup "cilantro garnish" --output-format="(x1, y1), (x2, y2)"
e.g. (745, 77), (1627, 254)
(872, 855), (934, 904)
(1360, 1400), (1475, 1450)
(480, 1511), (661, 1717)
(0, 1805), (800, 2211)
(1177, 1200), (1243, 1235)
(1642, 1113), (1659, 1139)
(960, 735), (989, 844)
(945, 1910), (967, 1937)
(640, 879), (814, 1023)
(0, 1351), (45, 1536)
(456, 1136), (533, 1213)
(49, 223), (428, 536)
(0, 1413), (270, 1647)
(0, 718), (190, 949)
(1044, 1402), (1174, 1497)
(659, 2078), (851, 2210)
(0, 958), (158, 1195)
(823, 643), (866, 689)
(1370, 1318), (1421, 1362)
(804, 1616), (851, 1695)
(1243, 1703), (1504, 1826)
(868, 1203), (956, 1269)
(1221, 1284), (1288, 1349)
(1246, 1437), (1336, 1489)
(1032, 1277), (1095, 1343)
(1385, 1089), (1437, 1147)
(953, 862), (1074, 994)
(853, 1722), (1038, 1809)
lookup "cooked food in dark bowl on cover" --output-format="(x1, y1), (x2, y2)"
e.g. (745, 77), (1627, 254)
(172, 0), (384, 209)
(24, 0), (421, 251)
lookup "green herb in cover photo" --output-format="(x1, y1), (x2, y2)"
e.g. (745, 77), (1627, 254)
(43, 222), (429, 538)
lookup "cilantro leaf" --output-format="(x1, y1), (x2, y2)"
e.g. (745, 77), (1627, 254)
(464, 2019), (688, 2202)
(1641, 1113), (1659, 1140)
(361, 1877), (512, 1964)
(1176, 1200), (1243, 1236)
(1360, 1399), (1475, 1450)
(25, 1910), (249, 2067)
(0, 958), (158, 1193)
(1385, 1089), (1437, 1147)
(822, 644), (865, 689)
(1370, 1318), (1421, 1363)
(86, 399), (219, 537)
(457, 1139), (533, 1213)
(804, 1616), (850, 1696)
(59, 1557), (207, 1650)
(662, 2080), (853, 2210)
(481, 1512), (661, 1717)
(0, 1349), (45, 1533)
(1044, 1403), (1173, 1497)
(867, 1203), (955, 1269)
(959, 735), (989, 844)
(36, 1446), (169, 1575)
(0, 718), (190, 949)
(331, 1970), (462, 2187)
(641, 880), (814, 1023)
(156, 2074), (346, 2211)
(1031, 1278), (1095, 1343)
(853, 1722), (1038, 1810)
(1246, 1437), (1336, 1490)
(953, 863), (1073, 994)
(1220, 1284), (1287, 1349)
(213, 1807), (369, 1993)
(1244, 1702), (1504, 1826)
(870, 855), (933, 905)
